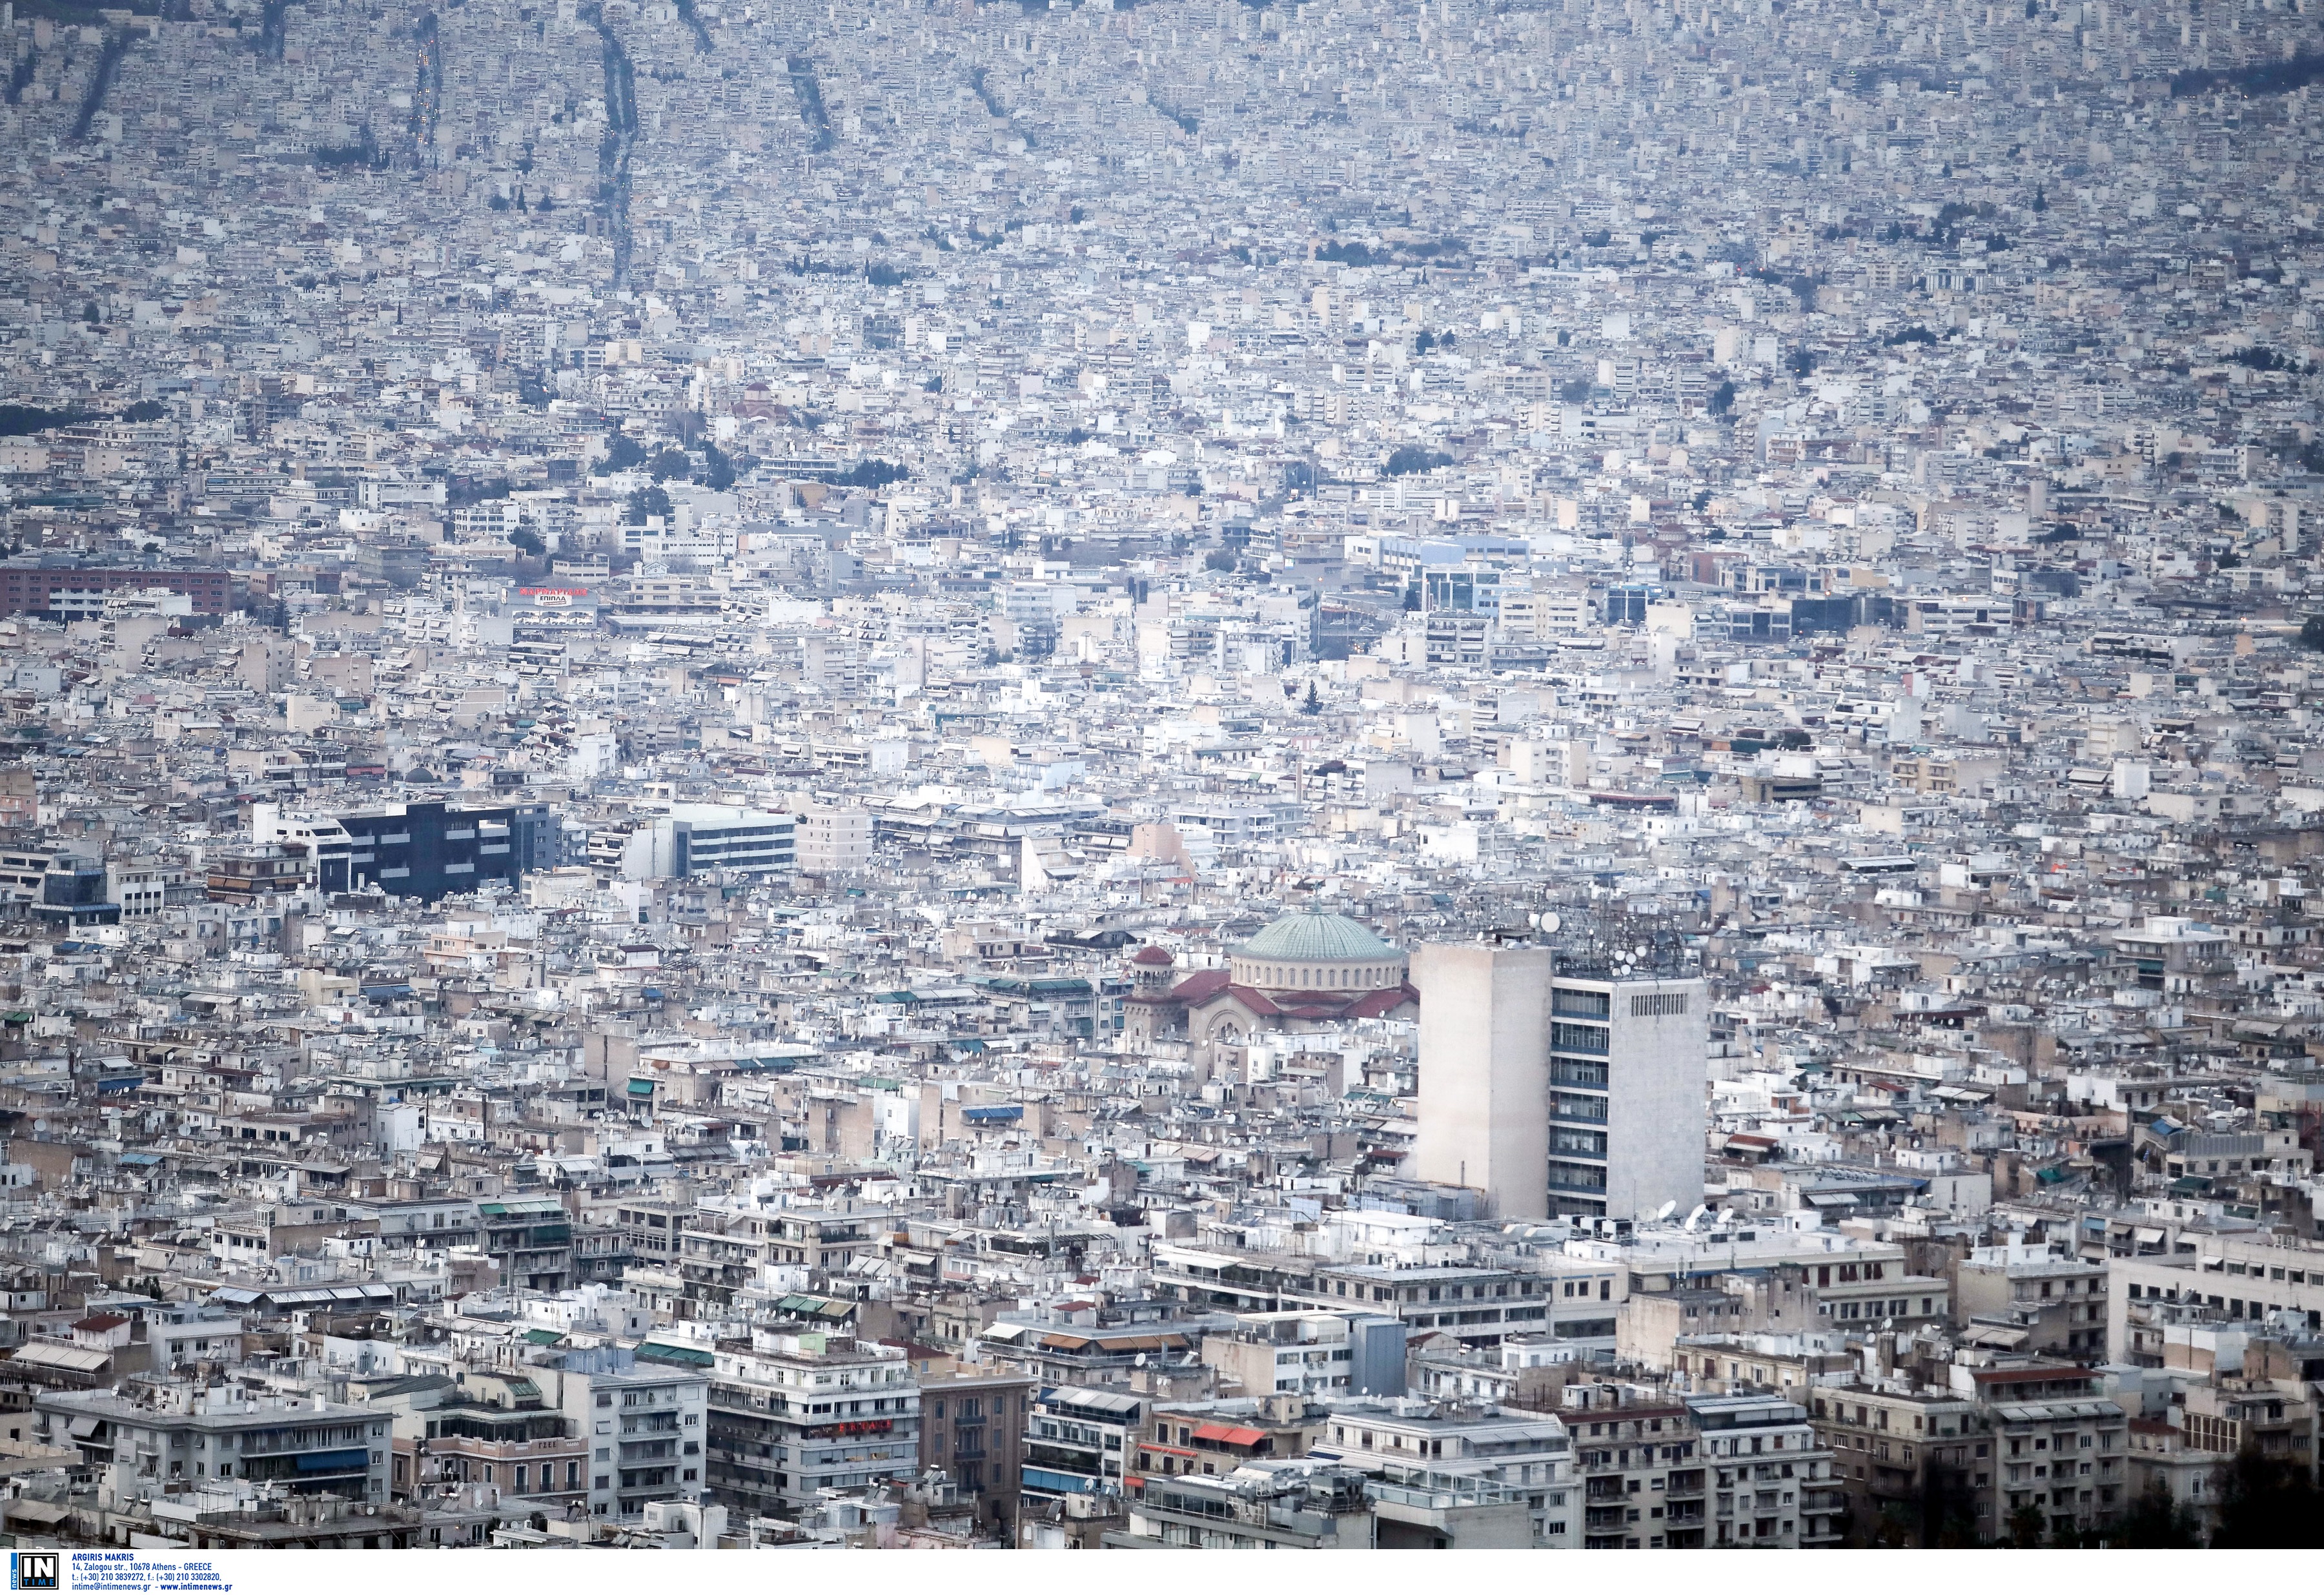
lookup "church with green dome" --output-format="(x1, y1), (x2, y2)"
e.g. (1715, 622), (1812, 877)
(1121, 908), (1416, 1071)
(1228, 909), (1410, 995)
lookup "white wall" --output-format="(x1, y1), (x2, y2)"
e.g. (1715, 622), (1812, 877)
(1414, 944), (1554, 1220)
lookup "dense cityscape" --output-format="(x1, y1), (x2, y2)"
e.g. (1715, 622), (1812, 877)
(0, 0), (2320, 1554)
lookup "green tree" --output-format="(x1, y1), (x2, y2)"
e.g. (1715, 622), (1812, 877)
(1301, 681), (1321, 716)
(2299, 615), (2324, 652)
(2211, 1444), (2324, 1547)
(647, 448), (691, 483)
(1866, 1501), (1917, 1547)
(700, 440), (735, 492)
(2106, 1479), (2204, 1548)
(596, 431), (647, 474)
(2006, 1503), (2047, 1547)
(624, 485), (672, 525)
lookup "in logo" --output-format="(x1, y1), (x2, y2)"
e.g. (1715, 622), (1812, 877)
(10, 1552), (58, 1592)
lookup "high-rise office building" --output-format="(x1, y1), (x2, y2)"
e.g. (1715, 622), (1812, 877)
(1414, 942), (1707, 1221)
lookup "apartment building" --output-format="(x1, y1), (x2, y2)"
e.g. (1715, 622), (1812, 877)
(1554, 1383), (1705, 1548)
(1312, 1399), (1578, 1548)
(1954, 1244), (2110, 1357)
(2108, 1234), (2324, 1365)
(919, 1370), (1035, 1538)
(1021, 1385), (1145, 1521)
(1688, 1394), (1846, 1548)
(705, 1328), (922, 1521)
(1109, 1459), (1538, 1549)
(792, 804), (873, 873)
(40, 1382), (391, 1503)
(1196, 1310), (1407, 1398)
(550, 1347), (709, 1521)
(1968, 1365), (2130, 1543)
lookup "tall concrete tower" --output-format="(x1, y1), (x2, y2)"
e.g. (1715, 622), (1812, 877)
(1415, 942), (1707, 1221)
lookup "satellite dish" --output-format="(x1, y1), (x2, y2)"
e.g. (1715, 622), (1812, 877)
(1633, 945), (1650, 960)
(1527, 911), (1541, 929)
(1539, 912), (1562, 935)
(1684, 1204), (1709, 1230)
(1655, 1200), (1678, 1221)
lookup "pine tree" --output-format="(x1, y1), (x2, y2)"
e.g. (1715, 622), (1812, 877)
(2212, 1444), (2324, 1547)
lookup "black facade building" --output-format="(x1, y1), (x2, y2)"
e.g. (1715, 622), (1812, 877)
(336, 801), (560, 901)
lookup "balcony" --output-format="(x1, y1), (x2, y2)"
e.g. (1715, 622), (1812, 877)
(1023, 1465), (1106, 1497)
(1549, 1023), (1610, 1057)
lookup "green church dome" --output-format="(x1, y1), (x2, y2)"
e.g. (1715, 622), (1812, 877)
(1236, 909), (1395, 962)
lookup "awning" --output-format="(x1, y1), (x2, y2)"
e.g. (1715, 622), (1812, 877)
(1190, 1423), (1267, 1447)
(8, 1343), (111, 1373)
(5, 1499), (68, 1526)
(635, 1341), (714, 1367)
(295, 1448), (370, 1474)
